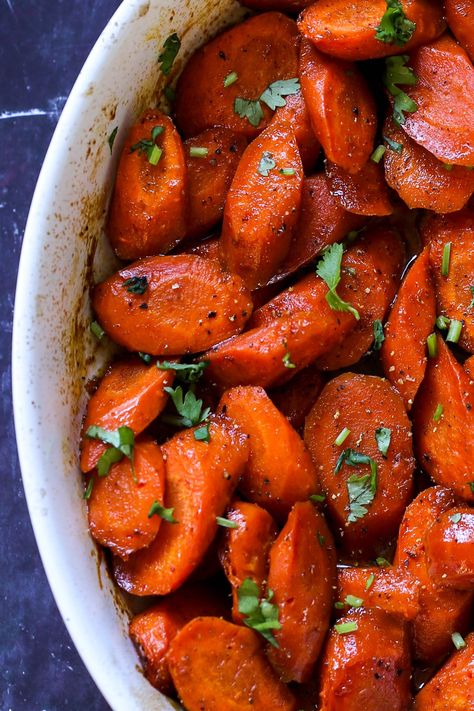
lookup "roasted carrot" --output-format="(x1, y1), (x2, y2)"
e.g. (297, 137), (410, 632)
(168, 617), (298, 711)
(113, 416), (248, 595)
(445, 0), (474, 62)
(319, 608), (412, 711)
(412, 336), (474, 502)
(271, 90), (320, 171)
(220, 120), (303, 290)
(400, 35), (474, 166)
(184, 128), (247, 241)
(267, 501), (336, 683)
(275, 174), (365, 282)
(300, 39), (377, 174)
(413, 632), (474, 710)
(187, 235), (222, 263)
(106, 109), (187, 259)
(425, 507), (474, 590)
(129, 581), (229, 693)
(240, 0), (313, 12)
(269, 364), (324, 432)
(92, 254), (253, 355)
(298, 0), (445, 61)
(80, 357), (174, 473)
(218, 386), (318, 520)
(394, 486), (473, 664)
(304, 373), (415, 558)
(425, 209), (474, 353)
(381, 247), (436, 410)
(383, 117), (474, 212)
(336, 566), (420, 621)
(219, 500), (278, 622)
(175, 12), (300, 139)
(465, 354), (474, 381)
(325, 160), (393, 216)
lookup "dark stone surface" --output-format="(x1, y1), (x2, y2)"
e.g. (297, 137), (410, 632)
(1, 2), (122, 709)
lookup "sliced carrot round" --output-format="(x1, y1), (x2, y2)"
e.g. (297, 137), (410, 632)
(445, 0), (474, 62)
(425, 507), (474, 590)
(325, 160), (393, 216)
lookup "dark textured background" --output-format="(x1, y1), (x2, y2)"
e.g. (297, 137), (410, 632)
(1, 2), (122, 708)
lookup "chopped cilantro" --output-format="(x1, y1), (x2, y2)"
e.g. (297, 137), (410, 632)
(373, 320), (385, 350)
(157, 360), (208, 383)
(282, 350), (296, 369)
(86, 425), (135, 478)
(194, 423), (211, 443)
(384, 55), (418, 126)
(163, 385), (210, 428)
(310, 493), (326, 503)
(260, 78), (300, 111)
(257, 151), (276, 177)
(130, 125), (164, 165)
(376, 557), (390, 567)
(123, 275), (148, 295)
(83, 478), (94, 500)
(238, 578), (281, 647)
(449, 512), (462, 524)
(108, 126), (118, 154)
(234, 97), (264, 128)
(316, 243), (360, 320)
(433, 403), (443, 422)
(148, 501), (178, 523)
(158, 33), (180, 75)
(365, 573), (375, 591)
(224, 71), (238, 88)
(375, 0), (416, 46)
(375, 427), (391, 458)
(384, 135), (404, 154)
(138, 352), (152, 364)
(347, 473), (377, 523)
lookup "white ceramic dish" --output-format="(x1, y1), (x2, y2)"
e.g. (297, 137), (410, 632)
(12, 1), (247, 708)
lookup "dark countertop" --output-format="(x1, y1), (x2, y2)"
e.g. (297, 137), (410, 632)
(1, 2), (122, 708)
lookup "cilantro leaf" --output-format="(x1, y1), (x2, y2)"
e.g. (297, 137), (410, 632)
(316, 243), (360, 320)
(469, 286), (474, 309)
(163, 386), (210, 428)
(237, 578), (281, 648)
(384, 56), (418, 126)
(260, 78), (300, 111)
(83, 478), (94, 500)
(347, 472), (377, 523)
(257, 151), (276, 177)
(375, 427), (391, 458)
(335, 448), (378, 479)
(234, 97), (264, 128)
(375, 0), (416, 46)
(86, 425), (135, 477)
(373, 320), (385, 350)
(108, 126), (118, 154)
(157, 360), (208, 383)
(383, 135), (404, 154)
(148, 501), (178, 523)
(158, 33), (180, 75)
(130, 125), (164, 165)
(282, 350), (296, 369)
(194, 423), (211, 442)
(123, 275), (148, 295)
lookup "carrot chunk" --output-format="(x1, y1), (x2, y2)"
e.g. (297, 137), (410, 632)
(336, 566), (420, 621)
(425, 507), (474, 590)
(445, 0), (474, 62)
(271, 90), (320, 171)
(269, 364), (324, 432)
(325, 160), (393, 216)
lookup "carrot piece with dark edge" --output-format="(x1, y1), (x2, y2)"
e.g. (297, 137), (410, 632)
(183, 128), (247, 241)
(298, 0), (445, 61)
(80, 357), (174, 473)
(219, 500), (278, 623)
(129, 581), (229, 694)
(336, 566), (420, 621)
(220, 120), (303, 290)
(267, 501), (336, 683)
(175, 12), (300, 139)
(319, 608), (412, 711)
(106, 110), (187, 259)
(167, 617), (298, 711)
(325, 159), (393, 216)
(300, 39), (377, 174)
(113, 416), (249, 596)
(381, 247), (436, 410)
(425, 507), (474, 590)
(92, 254), (253, 355)
(271, 90), (320, 171)
(393, 486), (473, 664)
(269, 364), (324, 432)
(445, 0), (474, 62)
(304, 373), (415, 558)
(218, 386), (318, 521)
(412, 335), (474, 503)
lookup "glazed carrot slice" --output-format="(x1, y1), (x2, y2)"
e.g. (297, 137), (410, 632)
(381, 247), (436, 410)
(175, 12), (300, 139)
(336, 566), (420, 621)
(271, 90), (320, 171)
(218, 386), (318, 520)
(219, 500), (278, 623)
(187, 235), (222, 263)
(383, 117), (474, 212)
(298, 0), (445, 61)
(300, 39), (377, 174)
(425, 507), (474, 590)
(325, 160), (393, 216)
(413, 632), (474, 710)
(269, 364), (324, 432)
(113, 416), (248, 595)
(184, 128), (247, 241)
(412, 336), (474, 502)
(129, 581), (229, 694)
(400, 35), (474, 166)
(319, 609), (412, 711)
(92, 254), (252, 355)
(168, 617), (298, 711)
(80, 357), (174, 473)
(267, 501), (336, 683)
(106, 110), (187, 259)
(275, 174), (365, 282)
(220, 120), (303, 290)
(87, 437), (165, 559)
(445, 0), (474, 62)
(304, 373), (415, 558)
(465, 355), (474, 380)
(394, 486), (473, 664)
(425, 209), (474, 353)
(240, 0), (313, 11)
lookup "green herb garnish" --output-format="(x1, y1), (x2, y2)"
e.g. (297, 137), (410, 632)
(258, 151), (276, 177)
(375, 0), (416, 46)
(433, 403), (443, 422)
(90, 321), (105, 340)
(282, 350), (296, 369)
(310, 493), (326, 504)
(260, 78), (300, 111)
(194, 423), (211, 443)
(371, 145), (386, 164)
(86, 425), (135, 478)
(148, 501), (178, 523)
(224, 71), (238, 88)
(108, 126), (118, 153)
(279, 168), (295, 176)
(452, 632), (466, 650)
(446, 319), (462, 344)
(384, 55), (418, 126)
(316, 243), (360, 320)
(375, 427), (391, 458)
(335, 428), (351, 447)
(83, 478), (94, 500)
(344, 595), (364, 608)
(216, 516), (238, 529)
(441, 242), (452, 277)
(138, 352), (152, 364)
(365, 573), (375, 591)
(347, 473), (378, 523)
(157, 360), (208, 383)
(163, 386), (210, 428)
(427, 332), (438, 358)
(130, 126), (164, 165)
(373, 320), (385, 350)
(335, 448), (378, 479)
(237, 578), (281, 648)
(449, 513), (462, 524)
(158, 32), (180, 75)
(189, 146), (209, 158)
(469, 286), (474, 309)
(384, 135), (404, 154)
(123, 275), (148, 295)
(234, 97), (264, 128)
(335, 621), (358, 635)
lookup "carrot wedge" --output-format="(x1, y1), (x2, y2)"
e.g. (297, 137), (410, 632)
(325, 160), (393, 216)
(113, 416), (248, 595)
(425, 507), (474, 590)
(240, 0), (313, 11)
(269, 364), (324, 432)
(271, 90), (320, 171)
(336, 566), (420, 621)
(445, 0), (474, 62)
(465, 355), (474, 381)
(168, 617), (298, 711)
(267, 502), (336, 683)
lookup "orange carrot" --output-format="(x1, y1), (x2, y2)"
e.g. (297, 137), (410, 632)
(240, 0), (313, 11)
(271, 90), (320, 171)
(113, 416), (248, 595)
(336, 566), (420, 621)
(106, 109), (187, 259)
(325, 160), (393, 216)
(445, 0), (474, 62)
(218, 386), (318, 520)
(168, 617), (298, 711)
(269, 364), (324, 432)
(220, 120), (303, 289)
(425, 507), (474, 590)
(465, 355), (474, 381)
(304, 373), (414, 558)
(412, 336), (474, 502)
(267, 501), (336, 683)
(92, 254), (253, 355)
(298, 0), (445, 61)
(300, 39), (377, 174)
(219, 500), (278, 622)
(381, 247), (436, 410)
(175, 12), (300, 139)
